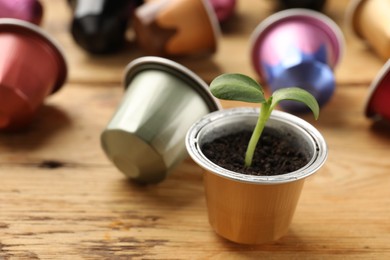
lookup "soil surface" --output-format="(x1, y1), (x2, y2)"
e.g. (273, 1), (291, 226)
(201, 129), (310, 176)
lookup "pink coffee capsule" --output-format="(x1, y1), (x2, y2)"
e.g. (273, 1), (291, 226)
(0, 18), (67, 130)
(0, 0), (43, 25)
(208, 0), (236, 23)
(365, 59), (390, 121)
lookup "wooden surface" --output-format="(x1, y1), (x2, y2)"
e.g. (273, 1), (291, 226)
(1, 0), (390, 259)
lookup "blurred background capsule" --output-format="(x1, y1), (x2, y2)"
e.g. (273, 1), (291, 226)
(208, 0), (236, 23)
(365, 60), (390, 122)
(277, 0), (327, 11)
(68, 0), (143, 54)
(0, 0), (43, 25)
(250, 9), (343, 113)
(133, 0), (220, 57)
(346, 0), (390, 60)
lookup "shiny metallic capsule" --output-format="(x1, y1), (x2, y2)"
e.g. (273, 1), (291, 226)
(101, 56), (221, 184)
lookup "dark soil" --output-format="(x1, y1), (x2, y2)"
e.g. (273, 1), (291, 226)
(201, 129), (310, 176)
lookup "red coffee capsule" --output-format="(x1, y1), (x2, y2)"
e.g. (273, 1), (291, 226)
(365, 60), (390, 121)
(0, 18), (67, 130)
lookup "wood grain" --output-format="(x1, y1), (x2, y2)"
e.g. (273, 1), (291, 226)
(1, 0), (390, 259)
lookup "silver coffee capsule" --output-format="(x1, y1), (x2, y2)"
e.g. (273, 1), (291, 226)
(101, 56), (221, 184)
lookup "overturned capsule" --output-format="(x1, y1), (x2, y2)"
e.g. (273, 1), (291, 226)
(69, 0), (141, 54)
(0, 18), (67, 130)
(101, 56), (221, 184)
(250, 9), (344, 112)
(0, 0), (43, 25)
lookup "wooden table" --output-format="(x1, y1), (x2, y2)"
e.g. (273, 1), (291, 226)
(1, 0), (389, 259)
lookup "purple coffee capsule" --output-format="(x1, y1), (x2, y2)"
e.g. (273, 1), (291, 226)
(0, 0), (43, 25)
(69, 0), (142, 54)
(250, 9), (344, 112)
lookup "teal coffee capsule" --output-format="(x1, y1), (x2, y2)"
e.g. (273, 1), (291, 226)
(101, 56), (221, 184)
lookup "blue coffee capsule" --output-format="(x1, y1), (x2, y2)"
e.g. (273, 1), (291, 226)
(69, 0), (142, 54)
(268, 60), (335, 113)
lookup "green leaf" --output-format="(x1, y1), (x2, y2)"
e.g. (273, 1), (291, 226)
(209, 73), (265, 103)
(270, 87), (320, 119)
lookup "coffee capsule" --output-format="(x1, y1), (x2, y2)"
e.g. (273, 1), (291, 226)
(347, 0), (390, 60)
(0, 0), (43, 25)
(278, 0), (327, 11)
(69, 0), (140, 54)
(133, 0), (220, 57)
(250, 9), (344, 112)
(365, 59), (390, 121)
(209, 0), (236, 23)
(0, 18), (67, 130)
(101, 56), (221, 184)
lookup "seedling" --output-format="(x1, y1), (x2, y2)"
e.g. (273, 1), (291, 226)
(209, 73), (319, 167)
